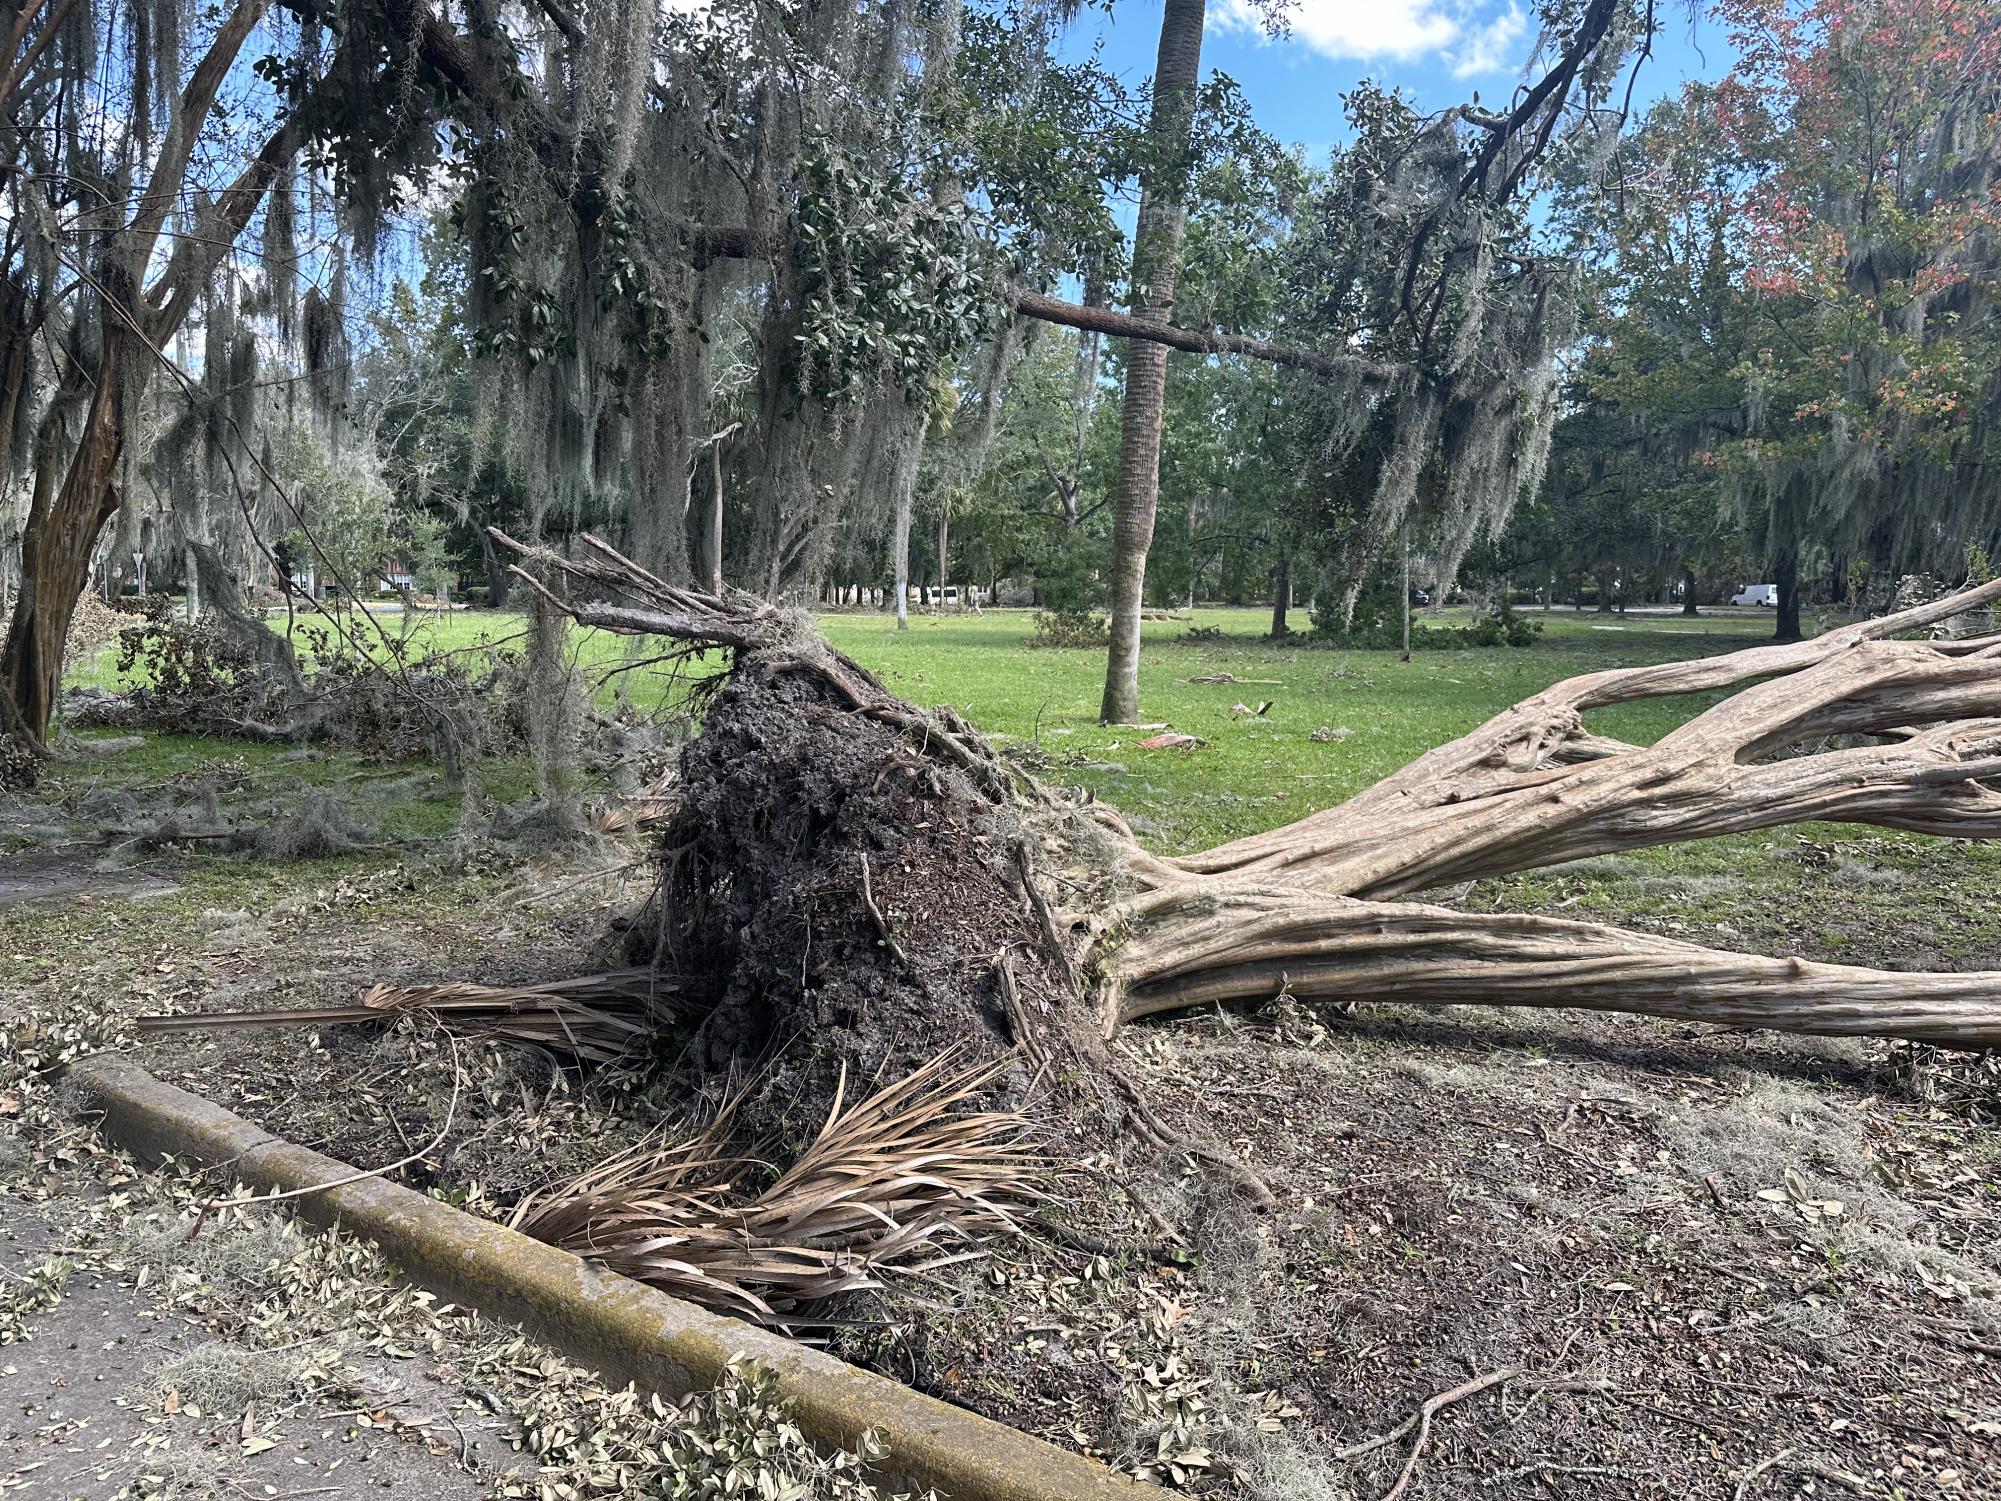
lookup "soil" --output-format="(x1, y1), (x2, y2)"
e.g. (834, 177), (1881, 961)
(646, 651), (1083, 1151)
(0, 851), (180, 908)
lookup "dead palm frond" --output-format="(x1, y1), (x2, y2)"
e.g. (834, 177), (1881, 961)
(508, 1049), (1043, 1325)
(590, 773), (680, 835)
(135, 970), (677, 1065)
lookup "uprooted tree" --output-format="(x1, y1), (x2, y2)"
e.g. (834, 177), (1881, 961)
(498, 532), (2001, 1186)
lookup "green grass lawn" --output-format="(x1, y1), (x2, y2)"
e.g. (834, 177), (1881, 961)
(52, 598), (2001, 975)
(815, 607), (1791, 851)
(72, 601), (1796, 854)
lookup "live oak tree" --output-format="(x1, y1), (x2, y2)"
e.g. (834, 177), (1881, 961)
(0, 0), (1672, 764)
(0, 0), (305, 759)
(1594, 0), (2001, 638)
(0, 0), (1093, 763)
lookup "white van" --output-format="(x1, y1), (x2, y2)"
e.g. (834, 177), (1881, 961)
(1732, 584), (1779, 607)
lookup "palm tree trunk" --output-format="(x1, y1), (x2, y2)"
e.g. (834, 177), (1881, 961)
(1099, 0), (1205, 724)
(935, 511), (948, 608)
(892, 488), (912, 631)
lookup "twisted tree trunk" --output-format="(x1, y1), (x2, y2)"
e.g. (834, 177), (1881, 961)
(1, 329), (130, 746)
(499, 530), (2001, 1154)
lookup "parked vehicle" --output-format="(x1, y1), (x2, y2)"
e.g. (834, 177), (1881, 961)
(1731, 584), (1779, 607)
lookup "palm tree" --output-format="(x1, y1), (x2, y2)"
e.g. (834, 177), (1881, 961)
(1098, 0), (1205, 724)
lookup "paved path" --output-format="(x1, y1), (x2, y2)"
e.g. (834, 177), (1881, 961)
(0, 1205), (500, 1500)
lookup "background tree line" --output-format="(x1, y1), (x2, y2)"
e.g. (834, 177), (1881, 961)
(1, 0), (1998, 770)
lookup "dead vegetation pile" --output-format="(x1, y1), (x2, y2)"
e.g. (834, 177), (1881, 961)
(138, 969), (677, 1067)
(509, 1051), (1043, 1325)
(63, 611), (531, 761)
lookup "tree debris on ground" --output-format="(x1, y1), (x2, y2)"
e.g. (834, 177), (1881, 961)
(135, 970), (677, 1066)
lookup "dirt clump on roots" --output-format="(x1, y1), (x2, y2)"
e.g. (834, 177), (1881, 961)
(646, 649), (1093, 1153)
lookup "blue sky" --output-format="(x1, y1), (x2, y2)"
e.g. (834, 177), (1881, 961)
(1067, 1), (1735, 162)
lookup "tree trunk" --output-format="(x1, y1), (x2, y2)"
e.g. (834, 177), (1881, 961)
(935, 512), (949, 609)
(1185, 493), (1200, 611)
(1099, 0), (1205, 724)
(0, 287), (31, 491)
(1269, 549), (1289, 638)
(0, 331), (130, 744)
(1399, 517), (1413, 661)
(892, 488), (912, 631)
(1774, 545), (1802, 642)
(708, 438), (726, 596)
(481, 529), (512, 609)
(1682, 564), (1699, 616)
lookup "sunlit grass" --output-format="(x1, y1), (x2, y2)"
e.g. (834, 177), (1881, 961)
(65, 599), (1799, 856)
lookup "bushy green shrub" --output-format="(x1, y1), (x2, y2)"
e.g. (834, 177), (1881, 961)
(1311, 598), (1542, 651)
(1462, 603), (1543, 648)
(1025, 610), (1108, 649)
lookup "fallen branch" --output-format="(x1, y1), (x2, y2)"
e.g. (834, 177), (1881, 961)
(858, 852), (912, 970)
(1735, 1448), (1798, 1501)
(1336, 1365), (1521, 1501)
(1112, 892), (2001, 1046)
(137, 970), (677, 1064)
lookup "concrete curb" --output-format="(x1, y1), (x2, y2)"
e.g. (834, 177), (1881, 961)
(70, 1056), (1155, 1501)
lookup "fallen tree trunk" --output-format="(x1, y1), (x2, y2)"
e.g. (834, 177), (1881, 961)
(1112, 891), (2001, 1045)
(496, 532), (2001, 1163)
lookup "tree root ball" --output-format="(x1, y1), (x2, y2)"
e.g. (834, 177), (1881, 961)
(647, 653), (1077, 1151)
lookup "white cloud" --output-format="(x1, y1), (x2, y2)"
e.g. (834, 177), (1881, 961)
(1448, 4), (1527, 77)
(1209, 0), (1529, 77)
(1212, 0), (1460, 63)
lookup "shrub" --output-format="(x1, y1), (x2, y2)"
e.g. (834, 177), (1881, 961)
(1462, 603), (1543, 648)
(1026, 610), (1108, 649)
(1311, 599), (1542, 651)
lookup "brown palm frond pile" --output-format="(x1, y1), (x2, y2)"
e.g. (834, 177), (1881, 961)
(590, 773), (680, 835)
(507, 1050), (1044, 1324)
(136, 970), (677, 1065)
